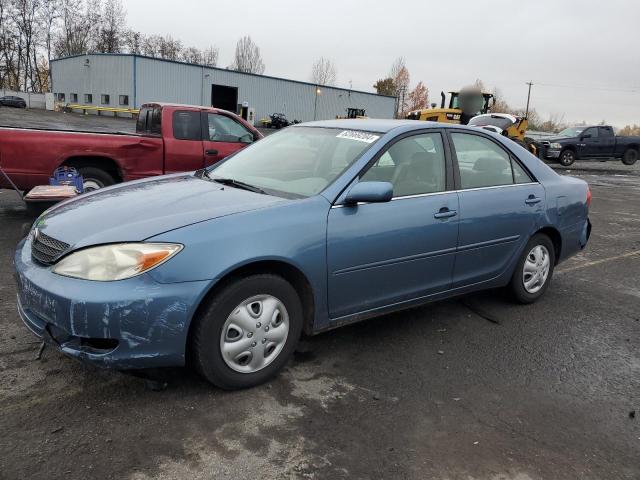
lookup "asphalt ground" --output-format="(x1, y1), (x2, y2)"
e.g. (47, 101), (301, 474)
(0, 109), (638, 479)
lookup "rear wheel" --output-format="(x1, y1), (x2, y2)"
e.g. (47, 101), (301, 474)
(622, 148), (638, 166)
(77, 167), (115, 192)
(191, 274), (303, 389)
(559, 149), (576, 167)
(509, 234), (555, 304)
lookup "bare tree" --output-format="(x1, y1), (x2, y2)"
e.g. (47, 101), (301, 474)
(54, 0), (99, 57)
(310, 56), (336, 86)
(389, 57), (409, 117)
(181, 45), (202, 64)
(123, 29), (142, 54)
(94, 0), (125, 53)
(39, 0), (60, 63)
(229, 36), (264, 74)
(202, 45), (218, 66)
(406, 81), (428, 111)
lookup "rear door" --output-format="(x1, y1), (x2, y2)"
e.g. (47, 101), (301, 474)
(598, 126), (615, 156)
(201, 112), (256, 166)
(163, 109), (206, 174)
(449, 131), (544, 287)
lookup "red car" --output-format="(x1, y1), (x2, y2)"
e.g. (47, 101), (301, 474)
(0, 103), (262, 191)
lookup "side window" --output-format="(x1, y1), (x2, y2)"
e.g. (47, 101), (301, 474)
(598, 126), (613, 138)
(173, 110), (201, 140)
(582, 127), (598, 138)
(512, 160), (533, 184)
(207, 114), (253, 143)
(361, 133), (446, 197)
(452, 133), (515, 189)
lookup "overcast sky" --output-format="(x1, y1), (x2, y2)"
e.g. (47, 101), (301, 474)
(123, 0), (639, 127)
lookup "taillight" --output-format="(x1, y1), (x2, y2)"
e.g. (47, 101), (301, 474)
(586, 186), (592, 208)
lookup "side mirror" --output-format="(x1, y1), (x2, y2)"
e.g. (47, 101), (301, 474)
(344, 181), (393, 205)
(581, 134), (591, 140)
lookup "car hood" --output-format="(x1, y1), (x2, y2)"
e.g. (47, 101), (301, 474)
(35, 174), (288, 249)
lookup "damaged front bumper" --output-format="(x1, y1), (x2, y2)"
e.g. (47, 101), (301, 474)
(14, 237), (210, 369)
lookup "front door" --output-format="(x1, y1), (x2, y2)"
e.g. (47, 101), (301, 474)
(577, 127), (600, 158)
(327, 131), (459, 319)
(448, 131), (545, 287)
(202, 113), (255, 166)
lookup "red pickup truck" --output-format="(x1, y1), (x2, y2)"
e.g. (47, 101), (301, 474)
(0, 103), (262, 191)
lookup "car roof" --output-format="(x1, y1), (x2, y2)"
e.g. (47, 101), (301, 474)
(299, 118), (443, 133)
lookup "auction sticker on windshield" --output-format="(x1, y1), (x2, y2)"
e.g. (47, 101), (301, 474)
(336, 130), (380, 143)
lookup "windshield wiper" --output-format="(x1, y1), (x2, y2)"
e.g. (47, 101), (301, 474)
(212, 177), (267, 195)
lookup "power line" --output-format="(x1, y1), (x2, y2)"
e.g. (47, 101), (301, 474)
(535, 82), (639, 94)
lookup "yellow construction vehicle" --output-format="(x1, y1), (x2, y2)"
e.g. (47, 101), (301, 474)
(336, 108), (368, 119)
(406, 87), (494, 125)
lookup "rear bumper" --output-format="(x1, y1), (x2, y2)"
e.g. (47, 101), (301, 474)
(14, 237), (210, 369)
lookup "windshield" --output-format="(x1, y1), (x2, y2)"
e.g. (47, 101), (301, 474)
(468, 116), (514, 130)
(557, 127), (585, 137)
(209, 127), (381, 198)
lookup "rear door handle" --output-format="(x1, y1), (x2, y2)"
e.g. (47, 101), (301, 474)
(525, 196), (542, 205)
(205, 149), (219, 156)
(434, 208), (457, 219)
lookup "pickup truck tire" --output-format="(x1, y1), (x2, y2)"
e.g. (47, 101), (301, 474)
(559, 149), (576, 167)
(78, 167), (115, 191)
(191, 274), (303, 389)
(622, 148), (638, 166)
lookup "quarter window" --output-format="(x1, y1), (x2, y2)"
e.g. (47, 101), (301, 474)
(361, 133), (446, 197)
(173, 110), (201, 140)
(207, 114), (253, 143)
(451, 133), (531, 189)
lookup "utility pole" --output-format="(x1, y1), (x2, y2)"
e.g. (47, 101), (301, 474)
(525, 81), (533, 119)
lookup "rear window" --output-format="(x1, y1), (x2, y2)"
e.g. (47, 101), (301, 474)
(173, 111), (201, 140)
(136, 106), (162, 135)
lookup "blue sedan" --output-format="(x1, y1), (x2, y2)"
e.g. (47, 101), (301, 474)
(14, 120), (591, 388)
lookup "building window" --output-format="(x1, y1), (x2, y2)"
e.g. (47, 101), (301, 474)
(84, 94), (92, 103)
(57, 93), (65, 102)
(70, 93), (78, 103)
(119, 95), (129, 106)
(101, 94), (110, 105)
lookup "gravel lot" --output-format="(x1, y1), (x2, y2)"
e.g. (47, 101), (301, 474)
(0, 109), (638, 479)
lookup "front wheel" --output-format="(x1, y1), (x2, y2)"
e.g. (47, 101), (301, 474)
(509, 234), (555, 304)
(559, 149), (576, 167)
(622, 148), (638, 166)
(191, 274), (303, 389)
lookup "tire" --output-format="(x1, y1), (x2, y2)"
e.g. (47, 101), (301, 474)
(77, 167), (115, 192)
(191, 274), (303, 389)
(509, 233), (555, 304)
(622, 148), (638, 166)
(559, 149), (576, 167)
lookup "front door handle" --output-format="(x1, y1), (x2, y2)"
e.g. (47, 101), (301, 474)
(434, 208), (457, 219)
(205, 149), (219, 156)
(525, 196), (542, 205)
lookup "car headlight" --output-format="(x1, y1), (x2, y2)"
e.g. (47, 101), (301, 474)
(549, 142), (562, 149)
(52, 243), (183, 281)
